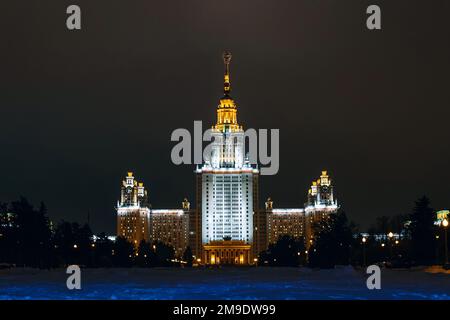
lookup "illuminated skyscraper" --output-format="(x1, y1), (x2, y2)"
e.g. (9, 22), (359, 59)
(195, 52), (259, 264)
(115, 56), (340, 265)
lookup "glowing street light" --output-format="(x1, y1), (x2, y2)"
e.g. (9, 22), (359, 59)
(442, 219), (449, 265)
(388, 232), (394, 239)
(362, 237), (367, 267)
(73, 244), (78, 249)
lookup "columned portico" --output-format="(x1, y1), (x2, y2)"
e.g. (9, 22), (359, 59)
(203, 240), (252, 265)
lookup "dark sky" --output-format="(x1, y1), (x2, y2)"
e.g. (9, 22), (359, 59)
(2, 0), (450, 234)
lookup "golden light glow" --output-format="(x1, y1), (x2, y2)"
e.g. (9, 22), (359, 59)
(320, 171), (330, 186)
(437, 210), (449, 221)
(214, 51), (242, 132)
(443, 219), (449, 227)
(388, 232), (394, 238)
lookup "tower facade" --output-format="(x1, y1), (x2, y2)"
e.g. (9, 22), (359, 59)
(116, 172), (151, 246)
(304, 170), (338, 243)
(306, 170), (336, 208)
(116, 172), (191, 257)
(265, 171), (338, 250)
(195, 52), (258, 265)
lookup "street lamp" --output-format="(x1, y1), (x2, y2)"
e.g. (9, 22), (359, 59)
(362, 237), (367, 267)
(442, 219), (449, 266)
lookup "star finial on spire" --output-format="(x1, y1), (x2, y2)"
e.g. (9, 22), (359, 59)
(223, 51), (232, 95)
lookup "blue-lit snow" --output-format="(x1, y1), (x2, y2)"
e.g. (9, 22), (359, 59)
(0, 266), (449, 300)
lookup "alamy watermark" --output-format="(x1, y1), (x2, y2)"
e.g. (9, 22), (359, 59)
(66, 265), (81, 290)
(170, 121), (280, 176)
(366, 265), (381, 290)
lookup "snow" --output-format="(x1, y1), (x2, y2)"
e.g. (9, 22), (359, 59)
(0, 266), (449, 300)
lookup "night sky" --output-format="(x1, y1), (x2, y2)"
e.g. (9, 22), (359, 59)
(2, 1), (450, 234)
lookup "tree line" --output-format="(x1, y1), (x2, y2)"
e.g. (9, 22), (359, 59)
(0, 197), (193, 268)
(1, 196), (447, 269)
(259, 196), (448, 268)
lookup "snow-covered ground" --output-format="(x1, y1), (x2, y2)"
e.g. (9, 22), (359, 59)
(0, 266), (449, 300)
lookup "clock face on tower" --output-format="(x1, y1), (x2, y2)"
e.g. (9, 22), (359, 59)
(126, 187), (132, 194)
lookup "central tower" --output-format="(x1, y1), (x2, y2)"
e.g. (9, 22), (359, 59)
(194, 52), (259, 265)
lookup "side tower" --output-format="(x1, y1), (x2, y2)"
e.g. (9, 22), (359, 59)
(195, 52), (259, 265)
(304, 170), (338, 244)
(116, 172), (151, 246)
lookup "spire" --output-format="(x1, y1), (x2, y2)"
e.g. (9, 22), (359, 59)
(223, 51), (232, 96)
(215, 51), (240, 132)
